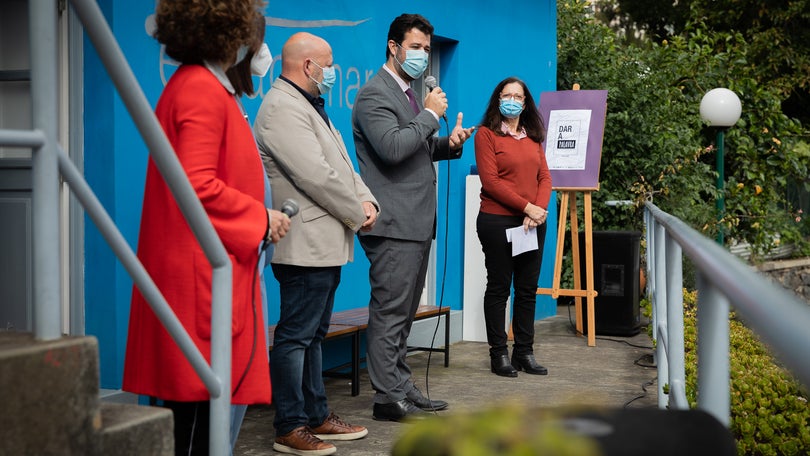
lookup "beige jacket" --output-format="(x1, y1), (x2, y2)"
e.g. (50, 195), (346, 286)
(255, 77), (378, 267)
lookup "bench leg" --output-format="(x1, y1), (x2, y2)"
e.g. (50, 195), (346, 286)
(351, 331), (360, 397)
(443, 312), (450, 367)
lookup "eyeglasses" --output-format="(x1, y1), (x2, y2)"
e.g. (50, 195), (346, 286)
(500, 93), (526, 102)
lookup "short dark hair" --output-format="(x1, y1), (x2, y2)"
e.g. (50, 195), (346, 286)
(479, 76), (546, 144)
(385, 13), (434, 60)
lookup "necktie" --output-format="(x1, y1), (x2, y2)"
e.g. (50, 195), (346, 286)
(405, 88), (420, 114)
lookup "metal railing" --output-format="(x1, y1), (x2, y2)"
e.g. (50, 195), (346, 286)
(644, 201), (810, 426)
(0, 0), (233, 453)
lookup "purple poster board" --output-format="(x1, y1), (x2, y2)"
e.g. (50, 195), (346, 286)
(539, 90), (608, 190)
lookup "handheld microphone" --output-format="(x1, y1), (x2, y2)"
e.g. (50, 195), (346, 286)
(262, 198), (299, 251)
(424, 75), (438, 91)
(280, 198), (299, 217)
(424, 75), (448, 123)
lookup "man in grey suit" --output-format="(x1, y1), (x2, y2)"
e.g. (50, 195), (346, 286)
(255, 32), (379, 455)
(352, 13), (475, 422)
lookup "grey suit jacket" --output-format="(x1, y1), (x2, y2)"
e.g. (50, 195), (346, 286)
(255, 77), (377, 267)
(352, 69), (462, 242)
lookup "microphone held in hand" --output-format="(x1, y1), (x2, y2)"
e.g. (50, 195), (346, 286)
(262, 199), (298, 251)
(281, 198), (299, 217)
(424, 75), (438, 92)
(424, 75), (448, 123)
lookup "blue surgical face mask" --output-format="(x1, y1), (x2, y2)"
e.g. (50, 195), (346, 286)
(309, 59), (336, 95)
(395, 44), (429, 79)
(499, 99), (524, 118)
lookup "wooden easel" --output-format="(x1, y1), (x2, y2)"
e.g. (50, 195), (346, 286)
(536, 82), (599, 346)
(537, 189), (598, 346)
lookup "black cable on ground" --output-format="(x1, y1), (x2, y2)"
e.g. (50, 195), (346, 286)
(623, 376), (657, 408)
(634, 353), (656, 369)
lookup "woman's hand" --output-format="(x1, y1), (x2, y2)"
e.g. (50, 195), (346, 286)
(522, 216), (539, 232)
(523, 202), (548, 228)
(266, 209), (291, 244)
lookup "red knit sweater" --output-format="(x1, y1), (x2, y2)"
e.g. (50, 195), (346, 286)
(474, 126), (552, 216)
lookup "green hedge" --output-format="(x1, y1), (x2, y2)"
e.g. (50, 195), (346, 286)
(676, 290), (810, 455)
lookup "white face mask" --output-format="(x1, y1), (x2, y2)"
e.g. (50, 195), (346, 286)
(250, 43), (272, 77)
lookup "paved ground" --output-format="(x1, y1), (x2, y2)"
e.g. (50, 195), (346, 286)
(235, 304), (658, 455)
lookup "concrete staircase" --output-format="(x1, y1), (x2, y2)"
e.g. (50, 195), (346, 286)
(0, 332), (173, 455)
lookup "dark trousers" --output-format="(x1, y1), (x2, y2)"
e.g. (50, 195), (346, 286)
(158, 400), (246, 455)
(359, 235), (431, 404)
(163, 400), (209, 456)
(476, 212), (547, 358)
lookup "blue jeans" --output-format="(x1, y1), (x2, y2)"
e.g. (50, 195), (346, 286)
(230, 404), (247, 451)
(270, 264), (341, 436)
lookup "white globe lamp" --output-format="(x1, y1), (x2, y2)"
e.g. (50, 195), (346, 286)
(700, 88), (741, 127)
(700, 88), (742, 245)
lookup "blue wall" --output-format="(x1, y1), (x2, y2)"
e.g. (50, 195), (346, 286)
(84, 1), (558, 389)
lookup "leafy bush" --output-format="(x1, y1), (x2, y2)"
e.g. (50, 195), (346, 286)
(678, 290), (810, 455)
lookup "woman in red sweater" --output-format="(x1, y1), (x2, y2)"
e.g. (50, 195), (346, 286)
(474, 76), (552, 378)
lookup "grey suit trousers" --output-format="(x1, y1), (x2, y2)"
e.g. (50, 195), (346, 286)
(359, 234), (432, 404)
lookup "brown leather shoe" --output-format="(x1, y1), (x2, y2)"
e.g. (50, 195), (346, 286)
(273, 426), (336, 455)
(311, 412), (368, 441)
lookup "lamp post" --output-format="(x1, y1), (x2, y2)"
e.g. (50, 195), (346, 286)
(700, 88), (742, 245)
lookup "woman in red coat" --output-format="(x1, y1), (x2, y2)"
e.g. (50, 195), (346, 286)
(122, 1), (287, 454)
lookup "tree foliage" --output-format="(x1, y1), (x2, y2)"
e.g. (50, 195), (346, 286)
(557, 0), (809, 259)
(596, 0), (810, 126)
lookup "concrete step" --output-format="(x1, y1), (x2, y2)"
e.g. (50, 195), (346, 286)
(0, 332), (100, 455)
(0, 332), (173, 455)
(92, 403), (173, 456)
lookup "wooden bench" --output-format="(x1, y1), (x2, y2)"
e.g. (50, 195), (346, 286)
(268, 304), (450, 397)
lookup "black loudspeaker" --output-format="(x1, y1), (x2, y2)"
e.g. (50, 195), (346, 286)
(577, 231), (641, 337)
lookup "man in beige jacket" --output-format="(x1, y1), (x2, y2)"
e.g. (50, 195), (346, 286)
(254, 32), (379, 456)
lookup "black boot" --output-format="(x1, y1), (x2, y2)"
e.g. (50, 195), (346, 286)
(490, 354), (518, 377)
(511, 353), (548, 375)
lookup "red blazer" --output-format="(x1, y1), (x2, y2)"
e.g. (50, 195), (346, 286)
(123, 65), (270, 404)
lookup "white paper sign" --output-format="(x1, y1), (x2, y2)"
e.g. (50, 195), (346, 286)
(545, 109), (592, 170)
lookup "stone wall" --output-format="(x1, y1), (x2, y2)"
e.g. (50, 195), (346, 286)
(758, 258), (810, 303)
